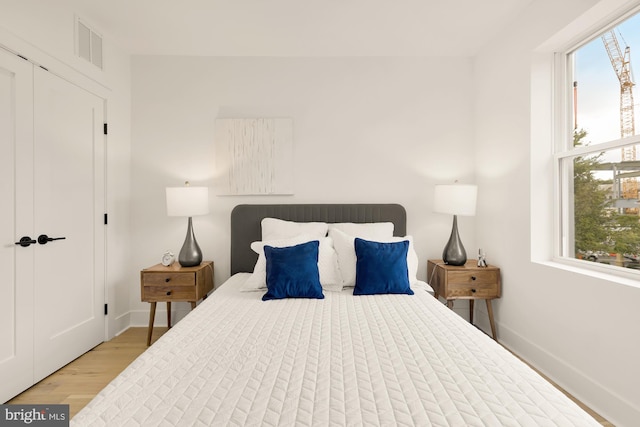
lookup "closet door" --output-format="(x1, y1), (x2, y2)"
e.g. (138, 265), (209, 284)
(0, 50), (105, 402)
(0, 48), (35, 404)
(32, 67), (105, 382)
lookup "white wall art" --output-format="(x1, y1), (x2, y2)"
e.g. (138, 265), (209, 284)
(214, 118), (293, 195)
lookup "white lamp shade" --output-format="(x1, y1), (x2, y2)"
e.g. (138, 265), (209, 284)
(433, 184), (477, 216)
(166, 186), (210, 217)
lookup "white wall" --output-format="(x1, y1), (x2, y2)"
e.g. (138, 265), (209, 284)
(129, 55), (477, 323)
(9, 0), (634, 423)
(475, 0), (640, 425)
(0, 0), (132, 339)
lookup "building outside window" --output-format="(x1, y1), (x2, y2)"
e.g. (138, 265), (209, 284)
(558, 9), (640, 271)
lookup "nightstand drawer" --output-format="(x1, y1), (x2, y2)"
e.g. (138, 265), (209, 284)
(142, 285), (196, 301)
(448, 269), (499, 286)
(142, 272), (195, 287)
(447, 281), (499, 298)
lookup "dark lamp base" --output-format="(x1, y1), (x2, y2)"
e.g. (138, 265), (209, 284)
(178, 217), (203, 267)
(442, 215), (467, 266)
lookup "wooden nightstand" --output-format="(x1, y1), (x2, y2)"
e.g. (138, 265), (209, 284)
(427, 259), (501, 340)
(141, 261), (214, 345)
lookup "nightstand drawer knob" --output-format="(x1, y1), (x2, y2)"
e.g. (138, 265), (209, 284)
(166, 290), (172, 295)
(165, 278), (171, 283)
(471, 288), (477, 293)
(471, 276), (476, 280)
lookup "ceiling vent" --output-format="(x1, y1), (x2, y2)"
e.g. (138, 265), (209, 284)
(76, 16), (103, 70)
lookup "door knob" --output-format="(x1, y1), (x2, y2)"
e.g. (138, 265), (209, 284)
(37, 234), (66, 245)
(15, 236), (37, 247)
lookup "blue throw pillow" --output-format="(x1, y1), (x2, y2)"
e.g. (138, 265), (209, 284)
(353, 238), (414, 296)
(262, 240), (325, 301)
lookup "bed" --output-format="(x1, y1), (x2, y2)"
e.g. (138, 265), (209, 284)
(72, 204), (600, 426)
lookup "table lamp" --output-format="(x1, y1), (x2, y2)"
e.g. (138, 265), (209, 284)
(166, 182), (209, 267)
(433, 184), (477, 266)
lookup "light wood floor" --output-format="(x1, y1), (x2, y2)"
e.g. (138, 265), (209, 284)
(8, 327), (613, 425)
(7, 327), (168, 418)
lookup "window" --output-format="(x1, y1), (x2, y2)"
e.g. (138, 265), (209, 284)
(557, 10), (640, 272)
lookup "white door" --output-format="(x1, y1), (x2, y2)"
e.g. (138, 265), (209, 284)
(0, 47), (35, 404)
(0, 50), (105, 402)
(32, 67), (106, 382)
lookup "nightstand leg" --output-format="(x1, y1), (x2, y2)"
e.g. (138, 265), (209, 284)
(446, 300), (453, 309)
(147, 302), (157, 346)
(469, 300), (474, 324)
(190, 301), (196, 310)
(166, 302), (171, 328)
(486, 299), (497, 340)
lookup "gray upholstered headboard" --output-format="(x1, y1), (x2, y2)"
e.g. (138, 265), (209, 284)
(230, 204), (407, 274)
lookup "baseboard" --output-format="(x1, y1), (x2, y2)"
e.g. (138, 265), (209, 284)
(113, 312), (131, 337)
(496, 320), (639, 427)
(128, 307), (193, 327)
(472, 303), (494, 337)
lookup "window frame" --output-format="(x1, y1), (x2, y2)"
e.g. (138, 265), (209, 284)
(553, 7), (640, 280)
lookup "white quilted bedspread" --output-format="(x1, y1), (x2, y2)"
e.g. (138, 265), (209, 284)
(73, 274), (600, 426)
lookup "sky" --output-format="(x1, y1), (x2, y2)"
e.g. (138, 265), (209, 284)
(575, 12), (640, 150)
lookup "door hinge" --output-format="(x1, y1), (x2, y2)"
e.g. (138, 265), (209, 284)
(104, 303), (108, 315)
(104, 213), (108, 225)
(103, 123), (108, 135)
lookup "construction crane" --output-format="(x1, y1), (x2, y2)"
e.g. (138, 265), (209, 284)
(602, 30), (638, 209)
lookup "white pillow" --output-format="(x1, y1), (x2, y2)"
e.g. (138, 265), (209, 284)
(316, 237), (343, 292)
(413, 280), (434, 295)
(241, 236), (343, 292)
(327, 222), (394, 239)
(261, 218), (328, 241)
(329, 228), (418, 287)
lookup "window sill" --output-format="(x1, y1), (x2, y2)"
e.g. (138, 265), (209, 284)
(535, 257), (640, 290)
